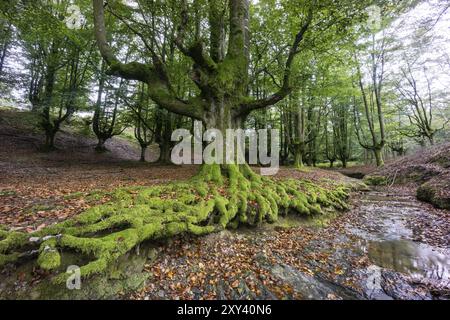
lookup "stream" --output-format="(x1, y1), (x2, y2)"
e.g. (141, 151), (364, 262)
(281, 188), (450, 300)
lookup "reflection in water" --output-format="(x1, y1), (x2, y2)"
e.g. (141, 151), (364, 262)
(368, 240), (450, 280)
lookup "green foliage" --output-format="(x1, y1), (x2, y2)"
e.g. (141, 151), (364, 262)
(363, 175), (388, 186)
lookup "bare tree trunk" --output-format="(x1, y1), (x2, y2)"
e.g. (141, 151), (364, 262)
(374, 148), (384, 167)
(140, 146), (147, 162)
(44, 130), (56, 151)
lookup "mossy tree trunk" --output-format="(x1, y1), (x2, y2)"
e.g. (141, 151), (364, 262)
(373, 147), (384, 167)
(93, 0), (313, 150)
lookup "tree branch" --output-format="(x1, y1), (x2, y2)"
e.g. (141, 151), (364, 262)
(92, 0), (204, 121)
(239, 7), (314, 115)
(175, 0), (217, 72)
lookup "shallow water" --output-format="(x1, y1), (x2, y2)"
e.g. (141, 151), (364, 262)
(347, 190), (449, 298)
(368, 240), (449, 280)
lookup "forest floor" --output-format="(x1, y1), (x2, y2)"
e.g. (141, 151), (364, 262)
(128, 186), (449, 300)
(0, 109), (449, 300)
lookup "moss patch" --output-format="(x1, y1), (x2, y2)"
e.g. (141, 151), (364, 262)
(417, 178), (450, 210)
(0, 190), (16, 197)
(363, 175), (388, 186)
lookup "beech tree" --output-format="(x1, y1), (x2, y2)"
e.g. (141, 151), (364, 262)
(92, 0), (368, 169)
(394, 59), (449, 146)
(92, 70), (128, 152)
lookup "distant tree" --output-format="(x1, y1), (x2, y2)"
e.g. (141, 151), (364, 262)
(129, 84), (156, 162)
(92, 71), (127, 152)
(394, 60), (447, 145)
(2, 1), (93, 149)
(40, 46), (92, 150)
(353, 32), (388, 167)
(324, 110), (338, 168)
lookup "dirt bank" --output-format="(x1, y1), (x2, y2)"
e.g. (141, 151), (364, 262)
(365, 143), (450, 210)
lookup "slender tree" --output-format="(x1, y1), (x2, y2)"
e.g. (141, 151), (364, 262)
(354, 32), (387, 167)
(395, 60), (446, 145)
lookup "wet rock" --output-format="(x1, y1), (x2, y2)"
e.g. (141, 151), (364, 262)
(417, 175), (450, 210)
(381, 271), (432, 300)
(269, 264), (361, 300)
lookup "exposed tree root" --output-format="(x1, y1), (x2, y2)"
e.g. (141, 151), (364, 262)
(0, 165), (351, 283)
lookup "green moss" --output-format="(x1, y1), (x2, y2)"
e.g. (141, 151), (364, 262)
(0, 190), (16, 197)
(26, 203), (58, 214)
(38, 249), (61, 271)
(363, 175), (388, 186)
(0, 252), (20, 267)
(0, 231), (28, 254)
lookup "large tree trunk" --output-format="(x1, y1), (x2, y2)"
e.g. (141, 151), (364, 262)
(201, 101), (247, 166)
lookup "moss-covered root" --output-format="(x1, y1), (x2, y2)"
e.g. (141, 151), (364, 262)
(0, 164), (350, 283)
